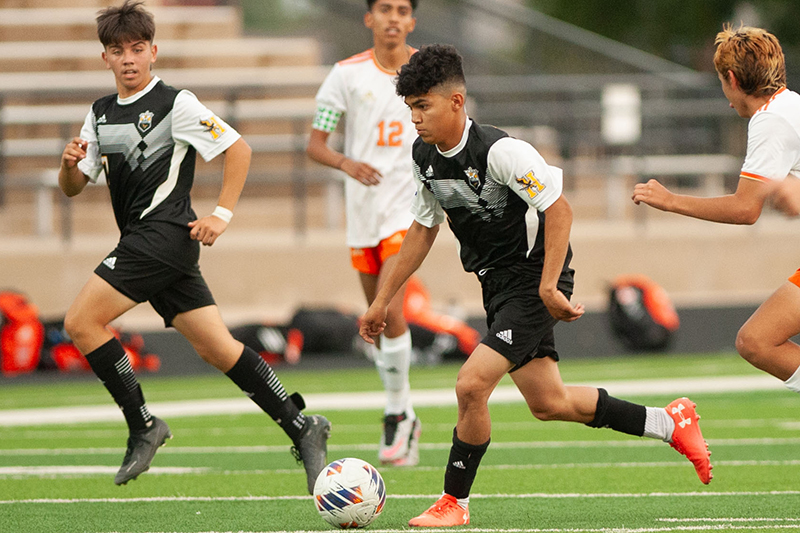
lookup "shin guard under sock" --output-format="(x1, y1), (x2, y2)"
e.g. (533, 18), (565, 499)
(443, 428), (490, 499)
(586, 388), (646, 437)
(226, 346), (306, 443)
(84, 337), (152, 433)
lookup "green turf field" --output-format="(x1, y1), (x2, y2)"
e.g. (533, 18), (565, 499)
(1, 352), (798, 532)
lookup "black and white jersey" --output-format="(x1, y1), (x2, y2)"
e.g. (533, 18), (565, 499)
(77, 76), (240, 271)
(411, 118), (573, 284)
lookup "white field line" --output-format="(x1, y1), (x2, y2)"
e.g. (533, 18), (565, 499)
(0, 375), (782, 427)
(659, 518), (800, 523)
(2, 490), (800, 504)
(88, 527), (800, 533)
(4, 416), (797, 440)
(2, 436), (800, 457)
(2, 459), (800, 479)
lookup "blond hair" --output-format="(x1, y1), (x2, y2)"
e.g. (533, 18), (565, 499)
(713, 24), (785, 97)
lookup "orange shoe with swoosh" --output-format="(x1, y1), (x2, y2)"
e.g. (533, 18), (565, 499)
(666, 397), (712, 484)
(409, 494), (469, 527)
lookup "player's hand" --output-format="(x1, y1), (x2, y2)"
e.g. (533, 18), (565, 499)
(188, 215), (228, 246)
(539, 287), (584, 322)
(632, 179), (674, 211)
(61, 137), (88, 169)
(358, 305), (387, 344)
(769, 175), (800, 217)
(341, 159), (382, 186)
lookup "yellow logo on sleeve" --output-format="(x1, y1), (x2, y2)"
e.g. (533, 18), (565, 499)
(200, 116), (226, 140)
(516, 171), (545, 199)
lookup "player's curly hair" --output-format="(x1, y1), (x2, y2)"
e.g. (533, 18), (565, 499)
(367, 0), (417, 10)
(396, 44), (465, 98)
(713, 23), (785, 97)
(96, 0), (155, 48)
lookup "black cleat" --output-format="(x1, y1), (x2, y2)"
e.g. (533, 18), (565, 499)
(114, 417), (172, 486)
(291, 414), (331, 494)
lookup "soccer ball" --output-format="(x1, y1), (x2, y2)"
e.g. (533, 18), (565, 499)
(313, 458), (386, 529)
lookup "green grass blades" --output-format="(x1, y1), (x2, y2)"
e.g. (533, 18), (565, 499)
(1, 352), (799, 532)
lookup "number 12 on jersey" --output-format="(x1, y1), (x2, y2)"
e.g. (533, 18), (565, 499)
(377, 120), (403, 147)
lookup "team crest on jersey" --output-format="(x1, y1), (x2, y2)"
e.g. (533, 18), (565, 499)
(464, 167), (481, 190)
(137, 110), (154, 132)
(200, 115), (226, 140)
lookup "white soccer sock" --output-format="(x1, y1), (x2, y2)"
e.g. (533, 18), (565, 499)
(784, 365), (800, 393)
(643, 406), (676, 442)
(375, 330), (414, 417)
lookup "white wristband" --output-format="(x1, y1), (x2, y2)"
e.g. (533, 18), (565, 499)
(211, 206), (233, 224)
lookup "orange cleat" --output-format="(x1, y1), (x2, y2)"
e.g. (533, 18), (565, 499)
(409, 494), (469, 528)
(666, 397), (713, 484)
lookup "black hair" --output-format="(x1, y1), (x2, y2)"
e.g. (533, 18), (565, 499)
(367, 0), (417, 11)
(396, 44), (465, 98)
(96, 0), (155, 48)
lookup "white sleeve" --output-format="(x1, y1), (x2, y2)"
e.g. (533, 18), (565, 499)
(172, 90), (241, 162)
(76, 108), (103, 183)
(741, 112), (800, 182)
(487, 137), (563, 211)
(312, 64), (347, 133)
(410, 163), (446, 227)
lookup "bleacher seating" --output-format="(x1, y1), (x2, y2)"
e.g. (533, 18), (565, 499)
(0, 2), (340, 239)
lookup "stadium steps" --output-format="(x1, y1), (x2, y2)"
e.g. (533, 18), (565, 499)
(0, 2), (335, 246)
(0, 6), (242, 42)
(0, 38), (322, 72)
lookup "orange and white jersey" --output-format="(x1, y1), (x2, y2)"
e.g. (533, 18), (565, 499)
(313, 49), (416, 248)
(741, 87), (800, 182)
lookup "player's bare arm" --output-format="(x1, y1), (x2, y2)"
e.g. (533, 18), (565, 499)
(59, 137), (91, 197)
(189, 137), (252, 246)
(540, 195), (584, 322)
(633, 176), (768, 225)
(359, 221), (439, 342)
(306, 129), (382, 186)
(769, 174), (800, 216)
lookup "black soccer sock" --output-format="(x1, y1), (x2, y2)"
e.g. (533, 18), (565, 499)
(226, 346), (306, 443)
(585, 387), (646, 436)
(84, 337), (152, 433)
(443, 428), (490, 499)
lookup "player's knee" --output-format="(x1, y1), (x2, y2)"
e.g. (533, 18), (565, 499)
(528, 398), (567, 421)
(735, 325), (764, 365)
(454, 374), (491, 407)
(63, 309), (87, 345)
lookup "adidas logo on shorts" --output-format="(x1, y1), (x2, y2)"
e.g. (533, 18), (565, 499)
(102, 256), (117, 270)
(496, 329), (513, 345)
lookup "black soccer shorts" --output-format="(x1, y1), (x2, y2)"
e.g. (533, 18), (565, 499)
(479, 264), (571, 372)
(94, 243), (215, 327)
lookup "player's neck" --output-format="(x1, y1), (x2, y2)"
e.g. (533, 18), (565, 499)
(117, 74), (155, 100)
(372, 43), (411, 73)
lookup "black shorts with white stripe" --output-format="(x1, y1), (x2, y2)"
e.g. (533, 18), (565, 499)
(94, 242), (215, 328)
(479, 263), (572, 372)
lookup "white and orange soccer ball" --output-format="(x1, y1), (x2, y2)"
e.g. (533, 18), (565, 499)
(313, 458), (386, 529)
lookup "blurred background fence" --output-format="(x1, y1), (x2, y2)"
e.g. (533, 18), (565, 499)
(1, 0), (799, 333)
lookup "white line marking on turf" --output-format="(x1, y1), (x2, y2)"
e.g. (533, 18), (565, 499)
(26, 526), (800, 533)
(2, 490), (799, 504)
(658, 518), (800, 522)
(3, 437), (799, 457)
(4, 460), (800, 479)
(0, 375), (781, 427)
(0, 466), (210, 476)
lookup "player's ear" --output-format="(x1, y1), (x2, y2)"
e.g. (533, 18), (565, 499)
(450, 92), (465, 112)
(726, 70), (738, 89)
(364, 10), (374, 30)
(150, 43), (158, 64)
